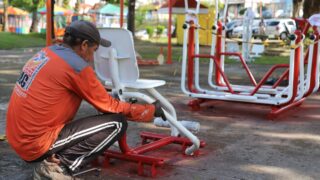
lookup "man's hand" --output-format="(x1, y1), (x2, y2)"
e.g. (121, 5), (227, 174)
(46, 154), (60, 164)
(153, 100), (166, 121)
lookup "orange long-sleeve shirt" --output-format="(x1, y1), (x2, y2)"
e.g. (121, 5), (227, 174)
(6, 45), (155, 161)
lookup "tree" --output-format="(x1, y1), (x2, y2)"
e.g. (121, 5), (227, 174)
(293, 0), (320, 18)
(74, 0), (80, 13)
(302, 0), (320, 18)
(292, 0), (303, 18)
(10, 0), (45, 32)
(3, 0), (8, 31)
(127, 0), (135, 36)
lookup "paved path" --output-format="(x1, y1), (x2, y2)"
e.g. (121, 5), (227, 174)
(0, 48), (319, 180)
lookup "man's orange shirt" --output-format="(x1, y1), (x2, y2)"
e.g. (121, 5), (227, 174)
(6, 45), (155, 161)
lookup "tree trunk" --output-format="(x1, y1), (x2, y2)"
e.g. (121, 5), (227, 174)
(303, 0), (320, 18)
(3, 0), (9, 32)
(30, 0), (40, 32)
(292, 0), (303, 18)
(127, 0), (135, 36)
(74, 0), (80, 14)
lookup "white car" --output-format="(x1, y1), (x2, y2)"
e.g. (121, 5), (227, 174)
(265, 19), (296, 40)
(231, 20), (260, 38)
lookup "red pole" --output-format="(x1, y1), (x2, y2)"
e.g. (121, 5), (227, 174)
(290, 30), (302, 104)
(120, 0), (124, 28)
(187, 22), (195, 92)
(167, 0), (172, 64)
(46, 0), (53, 46)
(215, 21), (223, 86)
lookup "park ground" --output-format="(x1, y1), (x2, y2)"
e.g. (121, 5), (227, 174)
(0, 44), (320, 180)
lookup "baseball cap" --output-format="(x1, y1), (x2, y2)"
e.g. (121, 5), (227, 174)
(65, 20), (111, 47)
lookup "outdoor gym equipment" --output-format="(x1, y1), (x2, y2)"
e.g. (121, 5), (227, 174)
(181, 0), (320, 118)
(44, 0), (205, 177)
(94, 28), (205, 177)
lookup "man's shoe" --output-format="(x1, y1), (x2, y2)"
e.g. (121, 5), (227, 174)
(33, 160), (74, 180)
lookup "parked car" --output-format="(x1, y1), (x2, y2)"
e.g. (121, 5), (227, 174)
(231, 20), (260, 38)
(226, 20), (242, 38)
(265, 19), (296, 40)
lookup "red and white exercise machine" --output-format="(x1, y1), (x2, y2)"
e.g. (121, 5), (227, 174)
(46, 0), (205, 177)
(94, 28), (205, 177)
(180, 0), (320, 118)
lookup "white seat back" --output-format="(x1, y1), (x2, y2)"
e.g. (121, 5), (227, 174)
(94, 28), (139, 83)
(226, 42), (240, 52)
(251, 44), (265, 57)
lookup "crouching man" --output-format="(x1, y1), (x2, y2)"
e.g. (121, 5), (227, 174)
(6, 20), (164, 179)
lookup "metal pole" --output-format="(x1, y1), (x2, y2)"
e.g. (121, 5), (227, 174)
(120, 0), (124, 28)
(46, 0), (53, 46)
(167, 0), (172, 64)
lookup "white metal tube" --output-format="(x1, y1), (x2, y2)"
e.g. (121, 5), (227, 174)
(109, 48), (126, 101)
(121, 92), (155, 104)
(305, 43), (314, 94)
(208, 17), (217, 88)
(181, 25), (191, 95)
(223, 0), (229, 25)
(147, 88), (177, 120)
(163, 110), (200, 155)
(184, 0), (188, 13)
(277, 40), (296, 103)
(194, 23), (207, 93)
(296, 42), (304, 100)
(314, 40), (320, 92)
(214, 0), (219, 25)
(196, 0), (200, 14)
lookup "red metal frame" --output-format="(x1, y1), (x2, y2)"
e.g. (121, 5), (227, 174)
(250, 64), (289, 95)
(193, 54), (235, 93)
(103, 132), (206, 177)
(220, 52), (257, 86)
(167, 0), (173, 64)
(46, 0), (53, 46)
(120, 0), (124, 28)
(185, 18), (309, 118)
(304, 26), (319, 97)
(215, 21), (224, 86)
(187, 22), (197, 92)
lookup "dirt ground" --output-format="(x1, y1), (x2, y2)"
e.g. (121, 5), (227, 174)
(0, 48), (320, 180)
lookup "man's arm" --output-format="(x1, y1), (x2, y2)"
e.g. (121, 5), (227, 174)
(69, 66), (155, 122)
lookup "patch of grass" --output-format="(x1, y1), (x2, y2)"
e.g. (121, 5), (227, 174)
(224, 55), (289, 64)
(252, 55), (289, 64)
(0, 32), (46, 49)
(134, 38), (290, 65)
(134, 38), (183, 61)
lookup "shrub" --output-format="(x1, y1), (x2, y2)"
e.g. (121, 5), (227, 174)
(146, 26), (154, 39)
(156, 25), (165, 37)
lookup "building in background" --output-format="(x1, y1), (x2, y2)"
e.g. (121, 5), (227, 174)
(228, 0), (293, 19)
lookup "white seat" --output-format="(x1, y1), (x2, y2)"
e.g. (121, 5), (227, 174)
(94, 28), (165, 90)
(94, 28), (200, 155)
(251, 44), (265, 57)
(105, 79), (165, 89)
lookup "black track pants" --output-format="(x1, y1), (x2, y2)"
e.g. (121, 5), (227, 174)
(32, 114), (127, 172)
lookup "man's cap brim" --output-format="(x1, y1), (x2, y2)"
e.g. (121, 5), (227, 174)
(100, 38), (111, 47)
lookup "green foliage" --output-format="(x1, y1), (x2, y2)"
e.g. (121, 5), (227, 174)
(135, 9), (147, 26)
(0, 32), (45, 49)
(218, 1), (225, 10)
(63, 0), (71, 9)
(156, 25), (165, 36)
(28, 32), (46, 39)
(106, 0), (128, 6)
(239, 8), (247, 15)
(146, 26), (154, 39)
(10, 0), (45, 11)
